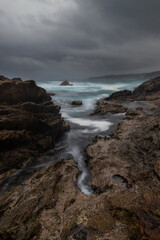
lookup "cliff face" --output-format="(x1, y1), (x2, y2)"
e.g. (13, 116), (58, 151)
(0, 77), (160, 240)
(0, 77), (69, 178)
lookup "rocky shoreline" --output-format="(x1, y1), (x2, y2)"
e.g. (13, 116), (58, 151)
(0, 76), (160, 239)
(0, 76), (69, 186)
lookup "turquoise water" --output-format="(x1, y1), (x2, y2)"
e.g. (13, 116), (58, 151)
(39, 80), (143, 117)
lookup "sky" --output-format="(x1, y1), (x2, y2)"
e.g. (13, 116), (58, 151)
(0, 0), (160, 81)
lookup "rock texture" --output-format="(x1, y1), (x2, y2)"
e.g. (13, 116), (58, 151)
(0, 77), (69, 178)
(0, 77), (160, 240)
(60, 81), (73, 86)
(0, 107), (160, 240)
(106, 76), (160, 103)
(93, 98), (127, 115)
(105, 90), (133, 102)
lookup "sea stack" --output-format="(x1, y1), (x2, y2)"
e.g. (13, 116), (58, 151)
(60, 80), (73, 86)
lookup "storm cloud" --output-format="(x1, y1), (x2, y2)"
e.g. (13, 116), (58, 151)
(0, 0), (160, 80)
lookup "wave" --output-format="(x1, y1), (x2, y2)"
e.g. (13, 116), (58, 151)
(63, 113), (112, 132)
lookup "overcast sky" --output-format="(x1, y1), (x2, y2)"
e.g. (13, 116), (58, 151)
(0, 0), (160, 81)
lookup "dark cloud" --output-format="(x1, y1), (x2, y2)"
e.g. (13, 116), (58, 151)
(0, 0), (160, 81)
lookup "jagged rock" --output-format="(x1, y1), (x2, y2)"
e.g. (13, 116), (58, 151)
(93, 98), (127, 114)
(60, 80), (73, 86)
(0, 107), (160, 240)
(71, 100), (82, 105)
(0, 77), (160, 240)
(0, 79), (51, 105)
(105, 76), (160, 103)
(105, 90), (133, 102)
(133, 76), (160, 101)
(0, 77), (69, 176)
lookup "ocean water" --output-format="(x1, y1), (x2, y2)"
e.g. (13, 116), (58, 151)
(37, 79), (144, 194)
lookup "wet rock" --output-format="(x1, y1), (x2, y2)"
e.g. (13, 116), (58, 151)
(0, 78), (51, 105)
(0, 77), (160, 240)
(72, 100), (83, 105)
(0, 106), (160, 240)
(93, 98), (127, 115)
(60, 80), (73, 86)
(0, 77), (69, 177)
(105, 90), (133, 102)
(105, 76), (160, 103)
(133, 76), (160, 101)
(47, 92), (55, 96)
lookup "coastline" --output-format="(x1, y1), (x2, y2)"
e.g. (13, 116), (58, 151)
(0, 76), (160, 239)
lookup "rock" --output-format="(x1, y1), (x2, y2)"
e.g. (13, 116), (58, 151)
(60, 80), (73, 86)
(133, 76), (160, 101)
(47, 92), (55, 96)
(0, 77), (69, 177)
(105, 77), (160, 103)
(0, 75), (9, 81)
(12, 77), (22, 81)
(0, 79), (51, 105)
(0, 77), (160, 240)
(71, 100), (82, 105)
(0, 107), (160, 240)
(105, 90), (133, 102)
(93, 98), (127, 115)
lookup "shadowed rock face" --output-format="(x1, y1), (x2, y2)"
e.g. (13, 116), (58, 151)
(133, 77), (160, 101)
(0, 77), (69, 177)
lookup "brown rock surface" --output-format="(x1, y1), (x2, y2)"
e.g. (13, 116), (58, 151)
(0, 77), (160, 240)
(106, 76), (160, 103)
(0, 77), (69, 177)
(93, 98), (127, 115)
(105, 90), (133, 102)
(0, 107), (160, 239)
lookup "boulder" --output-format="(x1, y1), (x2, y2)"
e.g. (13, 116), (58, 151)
(0, 79), (51, 105)
(93, 98), (127, 115)
(60, 80), (73, 86)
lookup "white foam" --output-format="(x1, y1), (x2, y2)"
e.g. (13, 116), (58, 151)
(63, 113), (112, 132)
(69, 145), (93, 195)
